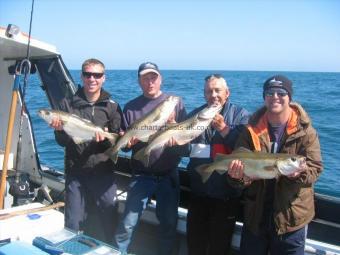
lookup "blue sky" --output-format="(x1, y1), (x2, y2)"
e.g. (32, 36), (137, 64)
(1, 0), (339, 72)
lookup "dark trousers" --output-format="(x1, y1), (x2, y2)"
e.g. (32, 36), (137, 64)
(240, 224), (307, 255)
(65, 172), (118, 244)
(187, 195), (239, 255)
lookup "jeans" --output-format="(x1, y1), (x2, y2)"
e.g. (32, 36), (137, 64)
(240, 224), (307, 255)
(115, 171), (179, 255)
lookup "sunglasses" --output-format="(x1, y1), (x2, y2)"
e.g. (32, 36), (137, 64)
(265, 89), (288, 97)
(82, 72), (104, 79)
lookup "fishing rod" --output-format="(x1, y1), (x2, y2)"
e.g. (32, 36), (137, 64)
(14, 0), (35, 184)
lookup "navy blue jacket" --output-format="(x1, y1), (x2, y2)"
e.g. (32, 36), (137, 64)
(187, 101), (249, 200)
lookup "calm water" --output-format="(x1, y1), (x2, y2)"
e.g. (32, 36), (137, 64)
(25, 70), (340, 198)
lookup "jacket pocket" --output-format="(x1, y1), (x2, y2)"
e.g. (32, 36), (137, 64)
(288, 188), (314, 227)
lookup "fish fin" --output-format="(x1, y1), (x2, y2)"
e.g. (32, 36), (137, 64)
(264, 165), (276, 172)
(147, 132), (159, 143)
(133, 148), (149, 167)
(72, 137), (85, 144)
(195, 164), (213, 183)
(162, 123), (178, 130)
(174, 137), (193, 146)
(106, 148), (119, 164)
(214, 153), (232, 161)
(216, 169), (226, 175)
(139, 136), (149, 142)
(71, 114), (92, 123)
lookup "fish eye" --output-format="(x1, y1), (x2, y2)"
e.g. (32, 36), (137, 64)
(291, 157), (296, 162)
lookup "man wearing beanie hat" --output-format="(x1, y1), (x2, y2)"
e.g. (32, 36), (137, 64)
(263, 75), (293, 101)
(227, 74), (323, 255)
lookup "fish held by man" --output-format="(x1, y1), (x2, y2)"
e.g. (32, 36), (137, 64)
(196, 148), (306, 183)
(108, 95), (180, 163)
(134, 104), (223, 167)
(38, 109), (119, 145)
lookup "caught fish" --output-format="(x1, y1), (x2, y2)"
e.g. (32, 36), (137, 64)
(196, 148), (306, 183)
(38, 109), (119, 145)
(134, 104), (223, 167)
(108, 95), (180, 163)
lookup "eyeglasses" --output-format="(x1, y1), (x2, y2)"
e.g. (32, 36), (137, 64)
(82, 72), (104, 79)
(265, 89), (288, 97)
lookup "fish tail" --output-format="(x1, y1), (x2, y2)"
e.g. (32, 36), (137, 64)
(107, 133), (119, 145)
(133, 148), (149, 167)
(195, 164), (213, 183)
(106, 148), (119, 164)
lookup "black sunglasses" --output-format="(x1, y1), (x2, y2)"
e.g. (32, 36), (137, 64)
(265, 89), (288, 97)
(82, 72), (104, 79)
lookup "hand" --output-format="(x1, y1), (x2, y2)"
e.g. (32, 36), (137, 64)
(126, 136), (139, 148)
(212, 114), (230, 136)
(287, 171), (301, 179)
(227, 159), (245, 180)
(166, 137), (178, 147)
(95, 127), (108, 142)
(50, 116), (63, 131)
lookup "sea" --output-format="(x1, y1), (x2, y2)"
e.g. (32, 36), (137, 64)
(25, 70), (340, 198)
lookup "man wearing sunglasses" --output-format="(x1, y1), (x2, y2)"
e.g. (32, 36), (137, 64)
(227, 75), (323, 255)
(50, 58), (123, 244)
(115, 62), (187, 255)
(186, 74), (249, 255)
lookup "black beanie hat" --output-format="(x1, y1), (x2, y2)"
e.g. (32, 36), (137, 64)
(263, 75), (293, 100)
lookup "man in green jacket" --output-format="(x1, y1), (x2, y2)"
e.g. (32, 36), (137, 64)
(228, 75), (323, 255)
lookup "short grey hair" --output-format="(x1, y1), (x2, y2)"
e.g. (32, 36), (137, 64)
(204, 74), (228, 90)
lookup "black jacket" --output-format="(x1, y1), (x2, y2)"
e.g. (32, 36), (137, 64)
(54, 87), (122, 175)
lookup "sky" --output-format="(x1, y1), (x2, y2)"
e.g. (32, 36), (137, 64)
(1, 0), (340, 72)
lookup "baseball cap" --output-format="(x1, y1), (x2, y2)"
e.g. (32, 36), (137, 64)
(138, 62), (160, 77)
(263, 75), (293, 100)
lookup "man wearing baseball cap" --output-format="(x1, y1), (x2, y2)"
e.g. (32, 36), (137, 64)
(115, 62), (187, 255)
(138, 62), (161, 77)
(227, 74), (323, 255)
